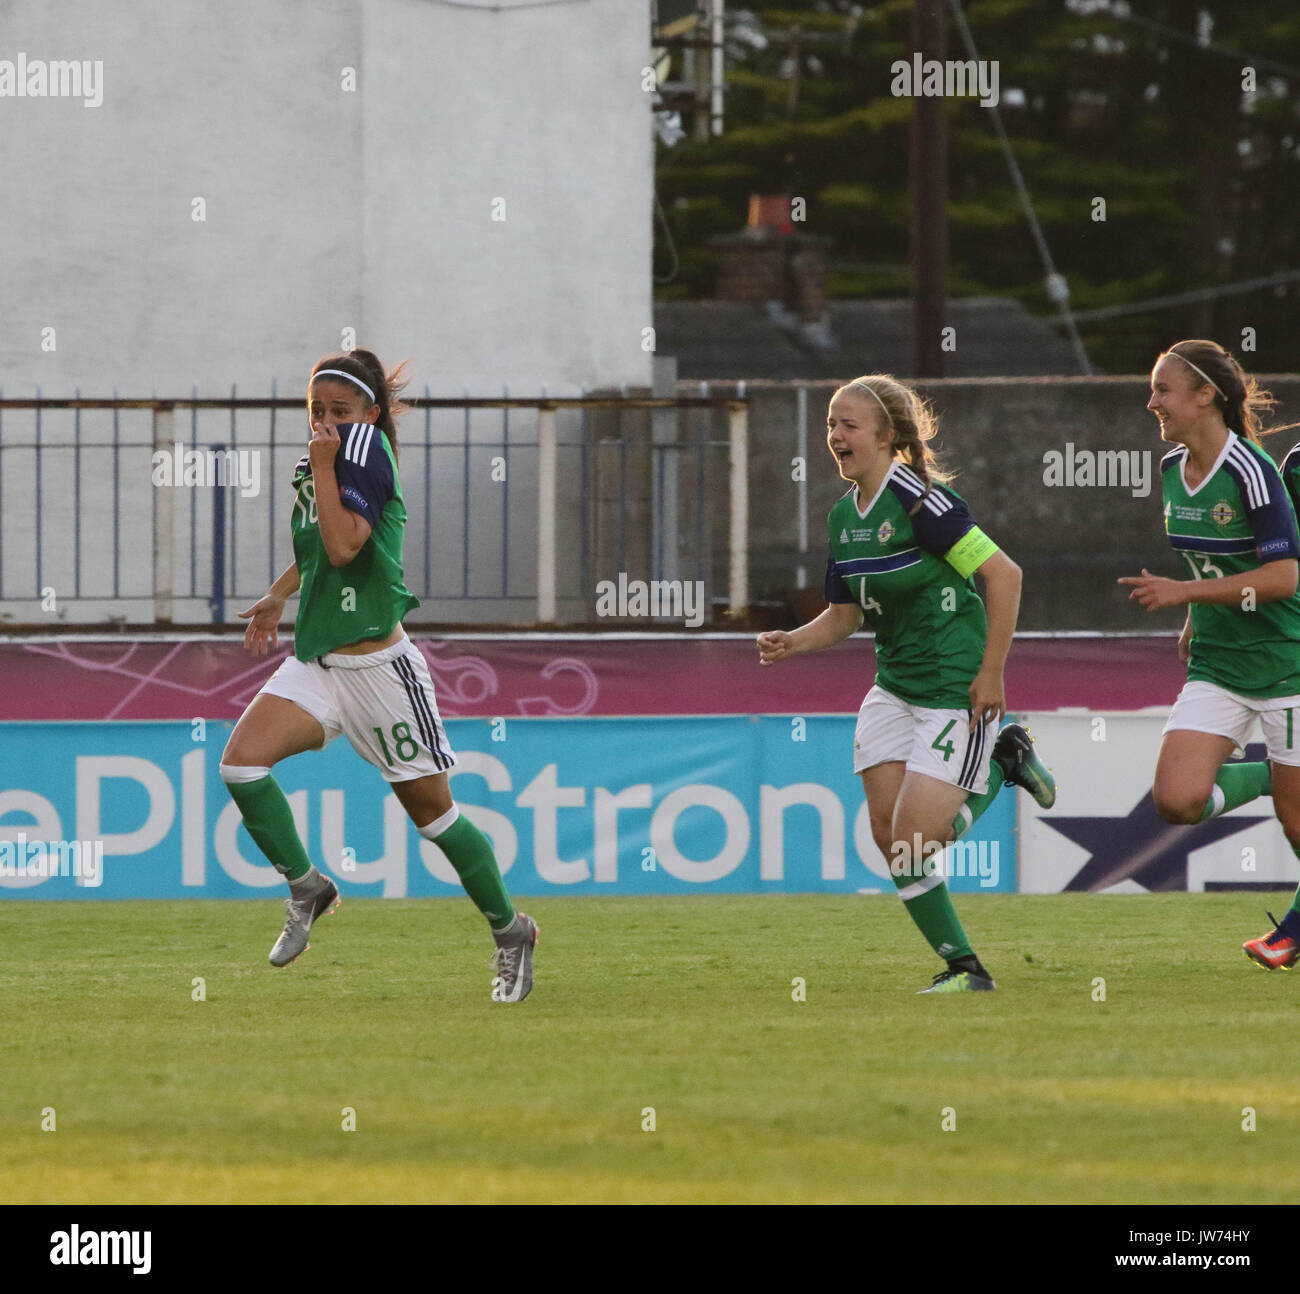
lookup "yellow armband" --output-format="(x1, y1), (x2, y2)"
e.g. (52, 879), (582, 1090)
(943, 526), (999, 578)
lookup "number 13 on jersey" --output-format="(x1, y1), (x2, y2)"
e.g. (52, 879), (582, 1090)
(1184, 552), (1224, 580)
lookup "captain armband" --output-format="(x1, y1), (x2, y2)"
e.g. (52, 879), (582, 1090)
(943, 527), (999, 578)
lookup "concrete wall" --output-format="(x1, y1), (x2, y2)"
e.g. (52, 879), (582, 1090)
(0, 0), (652, 398)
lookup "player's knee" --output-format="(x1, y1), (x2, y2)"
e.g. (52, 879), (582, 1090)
(1151, 787), (1204, 825)
(885, 823), (940, 880)
(1275, 805), (1300, 845)
(219, 735), (256, 769)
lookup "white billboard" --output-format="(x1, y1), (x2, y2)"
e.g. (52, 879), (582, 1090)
(1017, 711), (1297, 894)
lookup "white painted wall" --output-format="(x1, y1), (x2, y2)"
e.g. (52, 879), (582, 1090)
(0, 0), (652, 398)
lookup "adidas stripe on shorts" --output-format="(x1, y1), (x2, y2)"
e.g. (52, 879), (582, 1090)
(259, 634), (455, 781)
(853, 683), (995, 793)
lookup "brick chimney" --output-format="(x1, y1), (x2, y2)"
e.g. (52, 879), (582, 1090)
(708, 195), (830, 325)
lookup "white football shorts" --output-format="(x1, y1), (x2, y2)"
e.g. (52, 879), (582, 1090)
(853, 683), (996, 793)
(259, 634), (456, 781)
(1163, 678), (1300, 766)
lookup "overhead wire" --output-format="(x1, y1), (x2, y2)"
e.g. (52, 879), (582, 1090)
(946, 0), (1093, 374)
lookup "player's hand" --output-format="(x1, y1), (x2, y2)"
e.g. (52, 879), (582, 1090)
(1118, 568), (1186, 611)
(968, 666), (1006, 731)
(238, 594), (286, 656)
(308, 419), (341, 472)
(757, 630), (796, 666)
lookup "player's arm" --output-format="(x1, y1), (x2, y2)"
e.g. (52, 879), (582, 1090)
(313, 420), (394, 567)
(267, 560), (300, 600)
(1119, 559), (1297, 609)
(1178, 609), (1192, 663)
(757, 601), (863, 665)
(1123, 457), (1300, 609)
(759, 548), (865, 664)
(969, 549), (1022, 726)
(238, 561), (300, 656)
(312, 460), (372, 567)
(1187, 559), (1296, 605)
(935, 522), (1019, 727)
(918, 506), (1018, 727)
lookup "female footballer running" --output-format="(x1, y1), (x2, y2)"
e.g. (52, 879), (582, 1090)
(220, 349), (538, 1001)
(1121, 339), (1300, 972)
(757, 375), (1055, 994)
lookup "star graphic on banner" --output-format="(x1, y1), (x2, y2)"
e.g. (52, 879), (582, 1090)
(1043, 746), (1274, 892)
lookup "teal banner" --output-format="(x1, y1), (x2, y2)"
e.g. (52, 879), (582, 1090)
(0, 718), (1015, 898)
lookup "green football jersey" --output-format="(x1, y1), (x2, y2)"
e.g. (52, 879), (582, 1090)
(289, 423), (419, 661)
(824, 461), (999, 708)
(1161, 432), (1300, 697)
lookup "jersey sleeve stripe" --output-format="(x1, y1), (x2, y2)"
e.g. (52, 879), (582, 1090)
(1226, 441), (1269, 510)
(892, 462), (923, 489)
(348, 423), (374, 466)
(339, 422), (376, 467)
(1228, 442), (1267, 508)
(892, 464), (953, 513)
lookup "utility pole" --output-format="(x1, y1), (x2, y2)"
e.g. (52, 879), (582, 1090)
(909, 0), (948, 378)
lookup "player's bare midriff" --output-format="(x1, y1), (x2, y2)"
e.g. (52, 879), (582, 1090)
(329, 625), (406, 655)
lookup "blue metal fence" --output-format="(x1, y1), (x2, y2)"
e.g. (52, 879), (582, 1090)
(0, 394), (745, 627)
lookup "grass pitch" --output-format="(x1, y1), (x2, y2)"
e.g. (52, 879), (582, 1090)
(1, 893), (1298, 1205)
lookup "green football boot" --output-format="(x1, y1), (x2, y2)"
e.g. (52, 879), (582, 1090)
(993, 722), (1056, 809)
(919, 960), (997, 994)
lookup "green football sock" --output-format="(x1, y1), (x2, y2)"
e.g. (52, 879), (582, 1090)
(223, 773), (312, 881)
(951, 761), (1006, 839)
(1198, 761), (1272, 821)
(890, 869), (974, 962)
(1290, 850), (1300, 916)
(421, 810), (515, 931)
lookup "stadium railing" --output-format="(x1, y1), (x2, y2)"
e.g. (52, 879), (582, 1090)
(0, 394), (748, 629)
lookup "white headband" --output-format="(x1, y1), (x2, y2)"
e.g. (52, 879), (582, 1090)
(1171, 352), (1225, 399)
(853, 381), (893, 426)
(313, 368), (376, 403)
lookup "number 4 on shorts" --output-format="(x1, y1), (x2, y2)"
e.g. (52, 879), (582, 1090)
(931, 719), (956, 762)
